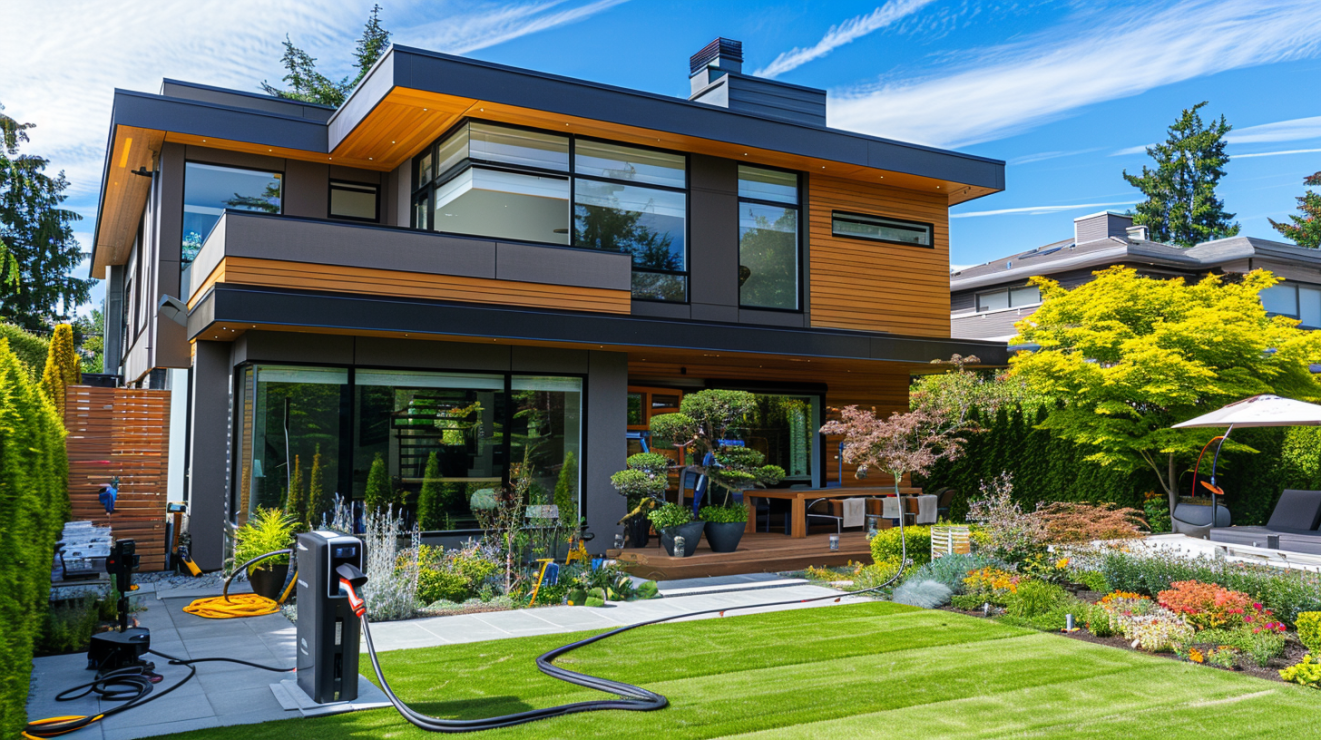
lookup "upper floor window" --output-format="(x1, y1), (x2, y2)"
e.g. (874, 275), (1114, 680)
(1263, 281), (1321, 327)
(976, 285), (1040, 312)
(832, 211), (931, 248)
(329, 181), (379, 222)
(182, 162), (282, 265)
(412, 120), (688, 302)
(737, 165), (799, 311)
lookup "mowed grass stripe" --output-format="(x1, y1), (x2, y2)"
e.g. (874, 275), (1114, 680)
(151, 603), (1317, 740)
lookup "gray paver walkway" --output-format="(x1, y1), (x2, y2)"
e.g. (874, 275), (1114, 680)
(28, 576), (858, 738)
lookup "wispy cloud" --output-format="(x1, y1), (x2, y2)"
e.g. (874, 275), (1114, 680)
(754, 0), (939, 79)
(1234, 148), (1321, 159)
(1008, 148), (1103, 166)
(951, 201), (1136, 218)
(5, 0), (627, 204)
(1229, 115), (1321, 144)
(1111, 144), (1153, 157)
(829, 0), (1321, 148)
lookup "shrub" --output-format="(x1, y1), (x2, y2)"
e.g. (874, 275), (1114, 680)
(870, 525), (933, 567)
(1296, 612), (1321, 653)
(1035, 501), (1147, 544)
(364, 453), (393, 514)
(903, 553), (1004, 594)
(1157, 581), (1253, 631)
(1194, 626), (1285, 667)
(40, 323), (79, 418)
(854, 558), (903, 590)
(417, 451), (445, 531)
(553, 451), (579, 526)
(1006, 581), (1070, 619)
(891, 579), (952, 609)
(963, 567), (1022, 605)
(0, 323), (49, 378)
(1143, 492), (1172, 533)
(648, 502), (693, 530)
(232, 508), (296, 573)
(0, 338), (69, 738)
(417, 568), (471, 604)
(1122, 608), (1195, 653)
(1085, 602), (1118, 637)
(1205, 647), (1239, 669)
(699, 504), (747, 524)
(1096, 546), (1321, 625)
(1281, 654), (1321, 688)
(965, 473), (1047, 562)
(951, 594), (987, 611)
(1071, 569), (1110, 593)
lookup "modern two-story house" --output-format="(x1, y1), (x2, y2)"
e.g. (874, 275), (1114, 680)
(91, 39), (1007, 569)
(951, 211), (1321, 341)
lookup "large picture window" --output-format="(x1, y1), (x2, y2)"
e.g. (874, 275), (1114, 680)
(738, 166), (800, 311)
(233, 364), (582, 533)
(183, 162), (282, 265)
(413, 120), (688, 302)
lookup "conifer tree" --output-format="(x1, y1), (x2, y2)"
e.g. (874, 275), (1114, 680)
(40, 323), (78, 417)
(1123, 102), (1239, 248)
(262, 5), (391, 107)
(284, 454), (306, 524)
(1271, 171), (1321, 249)
(307, 444), (331, 526)
(416, 450), (444, 530)
(364, 453), (391, 514)
(553, 451), (579, 525)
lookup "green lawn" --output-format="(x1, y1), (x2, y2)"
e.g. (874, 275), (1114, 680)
(162, 602), (1321, 739)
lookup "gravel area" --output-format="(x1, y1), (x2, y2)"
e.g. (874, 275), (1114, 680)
(137, 569), (238, 594)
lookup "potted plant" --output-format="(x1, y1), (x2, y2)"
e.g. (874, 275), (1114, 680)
(610, 453), (671, 548)
(699, 504), (748, 553)
(649, 502), (703, 557)
(233, 508), (296, 600)
(649, 390), (785, 554)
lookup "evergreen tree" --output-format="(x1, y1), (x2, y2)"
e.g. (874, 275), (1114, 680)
(552, 451), (578, 525)
(284, 454), (306, 524)
(1123, 102), (1239, 248)
(1271, 171), (1321, 249)
(416, 450), (444, 530)
(308, 445), (331, 526)
(364, 453), (391, 514)
(262, 5), (391, 107)
(72, 307), (103, 375)
(0, 104), (92, 330)
(39, 323), (78, 418)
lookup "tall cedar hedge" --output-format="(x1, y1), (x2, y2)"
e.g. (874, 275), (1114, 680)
(0, 338), (69, 736)
(0, 323), (49, 379)
(918, 404), (1320, 527)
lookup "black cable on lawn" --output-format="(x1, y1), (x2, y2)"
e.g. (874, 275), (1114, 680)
(361, 514), (911, 733)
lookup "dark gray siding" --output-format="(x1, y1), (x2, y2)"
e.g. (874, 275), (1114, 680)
(189, 340), (233, 570)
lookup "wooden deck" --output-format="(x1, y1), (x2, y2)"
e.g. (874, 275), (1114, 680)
(610, 530), (874, 581)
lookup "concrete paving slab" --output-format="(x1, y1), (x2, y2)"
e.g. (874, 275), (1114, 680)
(102, 716), (220, 740)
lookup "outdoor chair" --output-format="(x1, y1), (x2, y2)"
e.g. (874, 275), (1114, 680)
(1209, 489), (1321, 552)
(934, 488), (956, 519)
(1170, 501), (1232, 539)
(809, 497), (867, 534)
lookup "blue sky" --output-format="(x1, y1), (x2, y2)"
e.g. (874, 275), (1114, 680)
(7, 0), (1321, 312)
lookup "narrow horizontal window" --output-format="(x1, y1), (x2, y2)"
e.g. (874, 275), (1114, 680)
(738, 165), (798, 205)
(1009, 286), (1040, 307)
(574, 140), (686, 189)
(469, 122), (569, 172)
(831, 211), (931, 247)
(976, 285), (1041, 312)
(330, 181), (379, 222)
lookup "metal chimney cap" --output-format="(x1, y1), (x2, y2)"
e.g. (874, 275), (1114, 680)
(690, 38), (743, 75)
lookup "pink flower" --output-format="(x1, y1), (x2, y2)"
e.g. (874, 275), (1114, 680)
(1254, 602), (1262, 610)
(1253, 627), (1262, 634)
(1244, 615), (1254, 623)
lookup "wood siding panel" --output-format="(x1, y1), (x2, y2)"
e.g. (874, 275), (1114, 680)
(809, 176), (951, 338)
(64, 386), (172, 571)
(216, 256), (631, 314)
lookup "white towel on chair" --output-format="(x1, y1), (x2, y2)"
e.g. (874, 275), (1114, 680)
(842, 498), (865, 528)
(881, 497), (902, 520)
(916, 494), (938, 524)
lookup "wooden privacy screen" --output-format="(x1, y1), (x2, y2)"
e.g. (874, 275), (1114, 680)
(64, 386), (172, 571)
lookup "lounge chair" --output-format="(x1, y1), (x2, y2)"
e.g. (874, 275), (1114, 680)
(1208, 489), (1321, 553)
(1171, 501), (1231, 539)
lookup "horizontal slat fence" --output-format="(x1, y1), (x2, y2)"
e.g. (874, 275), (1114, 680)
(64, 386), (172, 571)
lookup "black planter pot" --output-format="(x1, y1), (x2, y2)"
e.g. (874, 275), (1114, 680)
(249, 562), (290, 601)
(659, 521), (705, 557)
(704, 521), (745, 553)
(626, 517), (651, 549)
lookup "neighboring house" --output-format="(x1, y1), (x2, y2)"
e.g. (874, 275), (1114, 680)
(90, 39), (1007, 569)
(950, 211), (1321, 341)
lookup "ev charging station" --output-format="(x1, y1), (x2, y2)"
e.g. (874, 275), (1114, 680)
(295, 530), (366, 704)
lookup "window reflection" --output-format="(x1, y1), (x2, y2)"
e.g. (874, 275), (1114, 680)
(183, 162), (282, 265)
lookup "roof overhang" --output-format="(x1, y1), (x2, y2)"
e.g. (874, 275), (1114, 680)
(189, 283), (1010, 367)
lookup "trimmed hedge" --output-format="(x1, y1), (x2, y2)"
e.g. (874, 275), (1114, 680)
(0, 338), (69, 737)
(918, 404), (1321, 528)
(0, 324), (49, 379)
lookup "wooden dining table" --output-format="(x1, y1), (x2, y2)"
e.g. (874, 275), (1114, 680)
(741, 486), (924, 539)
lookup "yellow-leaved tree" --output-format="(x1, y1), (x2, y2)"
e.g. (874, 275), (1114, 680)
(1011, 267), (1321, 516)
(40, 323), (80, 419)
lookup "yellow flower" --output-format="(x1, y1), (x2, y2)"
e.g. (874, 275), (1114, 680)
(1188, 648), (1204, 664)
(1056, 558), (1070, 569)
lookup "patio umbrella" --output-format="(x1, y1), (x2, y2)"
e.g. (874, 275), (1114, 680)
(1172, 394), (1321, 520)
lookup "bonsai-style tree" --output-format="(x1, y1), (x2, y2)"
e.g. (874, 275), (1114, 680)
(1011, 266), (1321, 516)
(40, 323), (79, 417)
(819, 405), (967, 498)
(610, 452), (672, 523)
(416, 450), (446, 531)
(648, 389), (785, 510)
